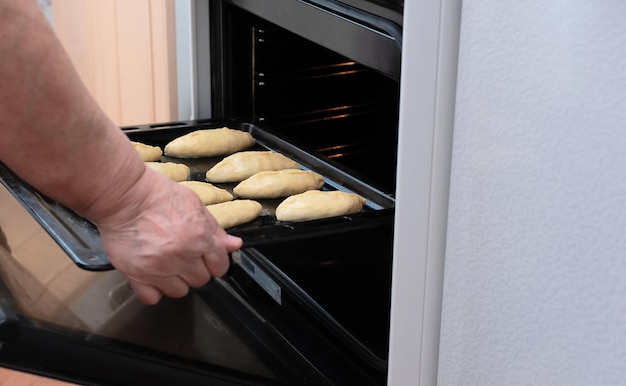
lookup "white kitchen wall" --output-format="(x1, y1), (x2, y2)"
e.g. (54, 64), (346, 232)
(438, 1), (626, 385)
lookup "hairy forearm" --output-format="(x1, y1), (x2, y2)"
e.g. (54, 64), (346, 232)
(0, 0), (148, 221)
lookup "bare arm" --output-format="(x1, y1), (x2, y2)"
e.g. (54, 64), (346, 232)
(0, 0), (144, 217)
(0, 0), (241, 304)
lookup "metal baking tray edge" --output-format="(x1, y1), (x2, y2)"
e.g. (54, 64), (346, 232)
(0, 162), (110, 270)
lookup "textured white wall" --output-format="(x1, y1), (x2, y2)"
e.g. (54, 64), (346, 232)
(438, 1), (626, 385)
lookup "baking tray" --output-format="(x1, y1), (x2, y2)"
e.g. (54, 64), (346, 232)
(0, 119), (394, 271)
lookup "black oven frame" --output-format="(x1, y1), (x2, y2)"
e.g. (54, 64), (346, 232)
(200, 0), (402, 119)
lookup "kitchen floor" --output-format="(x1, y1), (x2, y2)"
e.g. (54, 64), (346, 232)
(0, 368), (76, 385)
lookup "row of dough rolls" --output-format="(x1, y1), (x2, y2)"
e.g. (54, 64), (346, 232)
(218, 153), (366, 223)
(131, 130), (264, 229)
(134, 127), (255, 183)
(178, 180), (263, 230)
(130, 129), (367, 229)
(132, 139), (191, 183)
(204, 190), (367, 229)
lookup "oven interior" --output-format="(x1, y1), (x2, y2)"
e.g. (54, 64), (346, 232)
(215, 3), (400, 195)
(207, 1), (401, 382)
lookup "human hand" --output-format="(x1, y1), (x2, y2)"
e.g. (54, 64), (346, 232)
(91, 168), (242, 304)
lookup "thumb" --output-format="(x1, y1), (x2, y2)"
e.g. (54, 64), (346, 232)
(130, 282), (163, 305)
(224, 234), (243, 252)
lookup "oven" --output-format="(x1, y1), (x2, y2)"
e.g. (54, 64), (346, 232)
(0, 0), (405, 385)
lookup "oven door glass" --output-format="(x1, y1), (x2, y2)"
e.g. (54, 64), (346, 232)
(345, 0), (402, 11)
(0, 184), (333, 386)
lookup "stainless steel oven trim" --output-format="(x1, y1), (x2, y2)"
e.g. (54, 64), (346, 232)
(193, 0), (213, 119)
(225, 0), (401, 80)
(335, 0), (403, 26)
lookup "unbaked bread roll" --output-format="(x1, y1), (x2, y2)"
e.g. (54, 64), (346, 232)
(205, 151), (300, 183)
(233, 170), (324, 199)
(179, 181), (233, 205)
(131, 141), (162, 162)
(145, 162), (190, 182)
(206, 200), (263, 229)
(275, 190), (366, 222)
(164, 127), (255, 158)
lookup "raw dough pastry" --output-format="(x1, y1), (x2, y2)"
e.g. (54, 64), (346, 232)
(145, 162), (190, 182)
(275, 190), (366, 222)
(179, 181), (233, 205)
(164, 127), (255, 158)
(206, 200), (263, 229)
(205, 151), (300, 183)
(131, 141), (162, 162)
(233, 169), (324, 199)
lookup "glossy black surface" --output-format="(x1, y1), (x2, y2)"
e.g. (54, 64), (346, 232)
(0, 271), (331, 386)
(227, 217), (394, 386)
(356, 0), (402, 11)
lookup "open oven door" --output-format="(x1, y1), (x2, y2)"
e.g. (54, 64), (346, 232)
(0, 265), (327, 386)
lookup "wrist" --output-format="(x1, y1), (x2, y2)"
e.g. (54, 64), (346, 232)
(75, 136), (157, 225)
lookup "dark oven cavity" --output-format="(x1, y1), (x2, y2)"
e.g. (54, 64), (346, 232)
(211, 1), (401, 195)
(204, 1), (402, 384)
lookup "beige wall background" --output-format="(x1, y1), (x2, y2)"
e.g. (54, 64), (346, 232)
(51, 0), (178, 126)
(0, 4), (180, 383)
